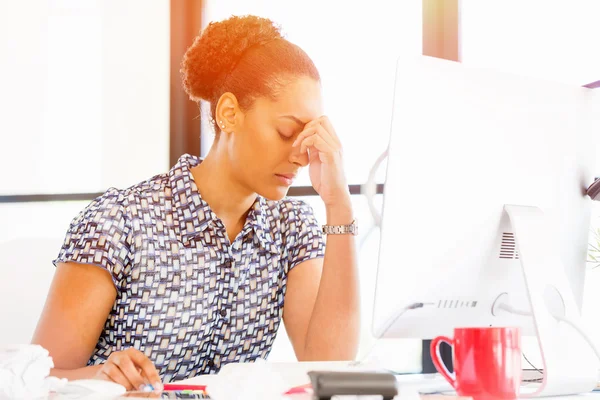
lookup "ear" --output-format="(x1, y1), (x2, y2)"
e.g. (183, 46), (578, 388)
(215, 92), (243, 133)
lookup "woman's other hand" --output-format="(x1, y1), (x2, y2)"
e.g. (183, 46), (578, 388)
(95, 347), (163, 392)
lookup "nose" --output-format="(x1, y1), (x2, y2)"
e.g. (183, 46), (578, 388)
(288, 142), (309, 167)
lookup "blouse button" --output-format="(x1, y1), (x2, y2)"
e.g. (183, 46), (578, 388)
(219, 309), (227, 318)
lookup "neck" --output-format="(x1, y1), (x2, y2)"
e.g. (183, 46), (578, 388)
(190, 141), (257, 229)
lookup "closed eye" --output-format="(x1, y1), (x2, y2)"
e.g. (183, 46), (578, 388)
(278, 130), (294, 140)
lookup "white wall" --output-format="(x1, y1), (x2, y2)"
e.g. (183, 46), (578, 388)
(0, 236), (64, 344)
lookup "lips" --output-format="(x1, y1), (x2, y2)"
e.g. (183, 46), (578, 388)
(276, 173), (296, 180)
(275, 173), (297, 186)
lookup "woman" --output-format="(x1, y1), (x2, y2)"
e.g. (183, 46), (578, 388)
(32, 15), (359, 391)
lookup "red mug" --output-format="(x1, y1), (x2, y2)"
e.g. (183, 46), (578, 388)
(431, 327), (521, 400)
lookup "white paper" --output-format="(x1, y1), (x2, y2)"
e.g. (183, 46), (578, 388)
(0, 344), (67, 399)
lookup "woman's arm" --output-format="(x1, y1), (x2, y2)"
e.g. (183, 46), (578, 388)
(32, 262), (118, 378)
(32, 263), (162, 390)
(283, 115), (360, 361)
(283, 199), (360, 361)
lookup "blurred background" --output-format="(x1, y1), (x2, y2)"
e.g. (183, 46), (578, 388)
(1, 0), (599, 374)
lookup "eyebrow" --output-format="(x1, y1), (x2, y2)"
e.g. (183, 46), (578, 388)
(280, 115), (307, 126)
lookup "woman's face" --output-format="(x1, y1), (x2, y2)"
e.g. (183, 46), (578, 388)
(226, 76), (323, 201)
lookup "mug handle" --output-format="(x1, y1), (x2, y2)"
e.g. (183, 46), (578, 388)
(430, 336), (456, 388)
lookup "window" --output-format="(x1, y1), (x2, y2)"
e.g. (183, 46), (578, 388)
(460, 0), (600, 86)
(0, 0), (170, 196)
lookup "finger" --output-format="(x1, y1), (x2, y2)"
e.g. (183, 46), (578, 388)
(296, 126), (337, 153)
(302, 118), (321, 129)
(293, 120), (334, 147)
(99, 362), (134, 390)
(308, 146), (320, 163)
(300, 134), (334, 156)
(292, 126), (316, 147)
(317, 116), (341, 146)
(299, 126), (338, 155)
(111, 353), (147, 391)
(126, 348), (163, 391)
(302, 117), (340, 147)
(313, 123), (339, 149)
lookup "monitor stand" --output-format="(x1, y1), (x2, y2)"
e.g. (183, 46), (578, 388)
(503, 204), (597, 397)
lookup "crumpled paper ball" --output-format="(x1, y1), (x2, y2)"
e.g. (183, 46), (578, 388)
(0, 344), (67, 399)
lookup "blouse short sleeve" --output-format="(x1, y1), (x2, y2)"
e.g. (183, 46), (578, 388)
(282, 199), (326, 272)
(53, 188), (132, 291)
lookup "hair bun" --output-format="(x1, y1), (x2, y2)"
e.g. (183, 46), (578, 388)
(181, 15), (284, 102)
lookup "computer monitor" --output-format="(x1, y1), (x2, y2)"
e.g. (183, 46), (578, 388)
(372, 56), (600, 396)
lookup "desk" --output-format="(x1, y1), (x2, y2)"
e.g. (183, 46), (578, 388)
(42, 393), (599, 399)
(38, 362), (600, 400)
(42, 392), (468, 399)
(41, 385), (600, 400)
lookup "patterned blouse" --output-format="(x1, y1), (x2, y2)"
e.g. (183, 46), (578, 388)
(53, 154), (325, 382)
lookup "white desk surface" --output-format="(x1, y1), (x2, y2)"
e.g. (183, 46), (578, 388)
(41, 391), (600, 400)
(29, 362), (600, 400)
(40, 378), (600, 400)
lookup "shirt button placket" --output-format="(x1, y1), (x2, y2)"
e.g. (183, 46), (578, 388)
(212, 252), (232, 371)
(219, 256), (233, 321)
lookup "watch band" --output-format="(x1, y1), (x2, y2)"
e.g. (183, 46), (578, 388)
(322, 220), (358, 236)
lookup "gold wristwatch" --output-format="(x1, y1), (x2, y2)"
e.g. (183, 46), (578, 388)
(322, 220), (358, 236)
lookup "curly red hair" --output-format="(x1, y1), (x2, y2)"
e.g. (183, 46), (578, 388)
(180, 15), (320, 132)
